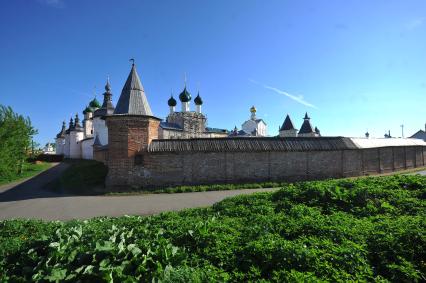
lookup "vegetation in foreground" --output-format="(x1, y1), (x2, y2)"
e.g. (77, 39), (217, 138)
(1, 175), (425, 282)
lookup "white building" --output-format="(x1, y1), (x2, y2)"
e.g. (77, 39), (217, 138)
(240, 106), (267, 136)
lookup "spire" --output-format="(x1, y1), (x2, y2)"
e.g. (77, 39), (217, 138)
(168, 93), (177, 107)
(105, 76), (111, 93)
(56, 121), (66, 138)
(194, 91), (203, 105)
(299, 113), (314, 134)
(280, 114), (296, 131)
(304, 112), (310, 120)
(114, 62), (153, 116)
(94, 77), (115, 117)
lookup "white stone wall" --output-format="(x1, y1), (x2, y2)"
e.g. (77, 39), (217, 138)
(242, 120), (267, 136)
(81, 138), (94, 159)
(279, 129), (298, 137)
(64, 134), (71, 158)
(159, 127), (183, 139)
(55, 138), (65, 155)
(298, 132), (317, 137)
(69, 131), (84, 159)
(93, 117), (108, 146)
(84, 118), (93, 138)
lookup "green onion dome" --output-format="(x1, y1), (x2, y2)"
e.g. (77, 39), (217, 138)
(83, 105), (93, 115)
(179, 87), (191, 102)
(89, 98), (101, 108)
(168, 95), (177, 107)
(194, 92), (203, 105)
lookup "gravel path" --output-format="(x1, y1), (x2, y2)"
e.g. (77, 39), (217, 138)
(1, 163), (424, 221)
(0, 163), (277, 220)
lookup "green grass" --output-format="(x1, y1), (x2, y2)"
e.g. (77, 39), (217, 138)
(49, 159), (108, 194)
(1, 174), (425, 282)
(0, 162), (52, 186)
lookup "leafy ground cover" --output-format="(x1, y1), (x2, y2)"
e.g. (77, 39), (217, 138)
(1, 174), (425, 282)
(0, 162), (52, 186)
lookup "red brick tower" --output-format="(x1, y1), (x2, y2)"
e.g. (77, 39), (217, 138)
(105, 62), (161, 189)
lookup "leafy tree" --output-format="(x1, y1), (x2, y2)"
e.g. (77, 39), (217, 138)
(0, 105), (37, 179)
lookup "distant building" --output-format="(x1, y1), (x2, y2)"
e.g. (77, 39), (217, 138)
(410, 124), (426, 141)
(278, 112), (320, 137)
(43, 142), (55, 154)
(240, 106), (267, 136)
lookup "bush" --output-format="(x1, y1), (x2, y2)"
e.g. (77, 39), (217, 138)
(1, 175), (425, 282)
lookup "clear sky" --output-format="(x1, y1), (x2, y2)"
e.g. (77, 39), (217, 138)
(1, 0), (425, 146)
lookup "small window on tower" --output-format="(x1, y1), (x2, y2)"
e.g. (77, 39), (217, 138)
(135, 154), (144, 166)
(91, 130), (93, 134)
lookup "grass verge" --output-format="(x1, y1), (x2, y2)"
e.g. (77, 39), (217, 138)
(0, 162), (52, 186)
(48, 159), (108, 195)
(1, 174), (425, 282)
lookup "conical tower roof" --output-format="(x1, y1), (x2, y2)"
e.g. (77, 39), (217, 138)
(299, 113), (314, 134)
(280, 114), (296, 131)
(114, 63), (153, 116)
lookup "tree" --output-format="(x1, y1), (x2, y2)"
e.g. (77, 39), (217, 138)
(0, 105), (37, 179)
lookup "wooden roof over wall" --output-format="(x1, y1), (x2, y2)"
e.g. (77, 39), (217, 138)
(148, 137), (358, 153)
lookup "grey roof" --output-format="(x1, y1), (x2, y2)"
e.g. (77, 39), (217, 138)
(299, 119), (314, 134)
(255, 119), (266, 125)
(56, 121), (66, 138)
(114, 64), (153, 116)
(160, 121), (183, 131)
(94, 78), (115, 117)
(410, 130), (426, 140)
(205, 127), (228, 133)
(148, 136), (357, 152)
(280, 115), (296, 131)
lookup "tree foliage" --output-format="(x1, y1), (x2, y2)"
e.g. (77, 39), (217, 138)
(0, 105), (37, 179)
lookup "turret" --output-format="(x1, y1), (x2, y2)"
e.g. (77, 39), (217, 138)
(55, 121), (66, 155)
(250, 106), (257, 120)
(194, 92), (203, 113)
(298, 112), (317, 137)
(179, 86), (191, 112)
(106, 60), (161, 188)
(279, 114), (297, 137)
(168, 93), (177, 114)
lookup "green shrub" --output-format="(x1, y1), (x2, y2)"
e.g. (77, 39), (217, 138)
(1, 175), (425, 282)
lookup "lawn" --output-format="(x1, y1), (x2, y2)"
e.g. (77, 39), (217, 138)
(0, 162), (52, 186)
(1, 174), (425, 282)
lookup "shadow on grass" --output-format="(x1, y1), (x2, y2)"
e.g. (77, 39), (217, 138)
(0, 160), (108, 202)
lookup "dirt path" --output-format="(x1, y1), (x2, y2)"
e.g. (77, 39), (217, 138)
(0, 163), (424, 221)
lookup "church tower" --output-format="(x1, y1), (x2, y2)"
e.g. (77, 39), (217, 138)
(279, 114), (297, 137)
(106, 61), (161, 188)
(298, 112), (318, 137)
(55, 121), (66, 155)
(69, 113), (84, 158)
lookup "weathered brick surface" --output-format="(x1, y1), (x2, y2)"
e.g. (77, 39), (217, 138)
(379, 147), (394, 172)
(405, 147), (416, 168)
(342, 150), (362, 177)
(362, 148), (380, 174)
(393, 147), (406, 170)
(104, 116), (426, 189)
(308, 151), (341, 179)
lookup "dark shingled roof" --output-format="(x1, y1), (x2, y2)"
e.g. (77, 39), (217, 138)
(160, 122), (183, 131)
(280, 114), (296, 131)
(114, 64), (153, 116)
(299, 119), (314, 134)
(148, 136), (357, 152)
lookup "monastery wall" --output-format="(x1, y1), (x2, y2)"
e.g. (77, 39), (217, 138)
(81, 138), (94, 160)
(105, 145), (426, 190)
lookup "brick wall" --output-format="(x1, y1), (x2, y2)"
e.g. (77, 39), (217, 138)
(105, 139), (426, 190)
(105, 115), (160, 188)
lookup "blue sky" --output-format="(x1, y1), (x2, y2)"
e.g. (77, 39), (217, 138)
(0, 0), (425, 145)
